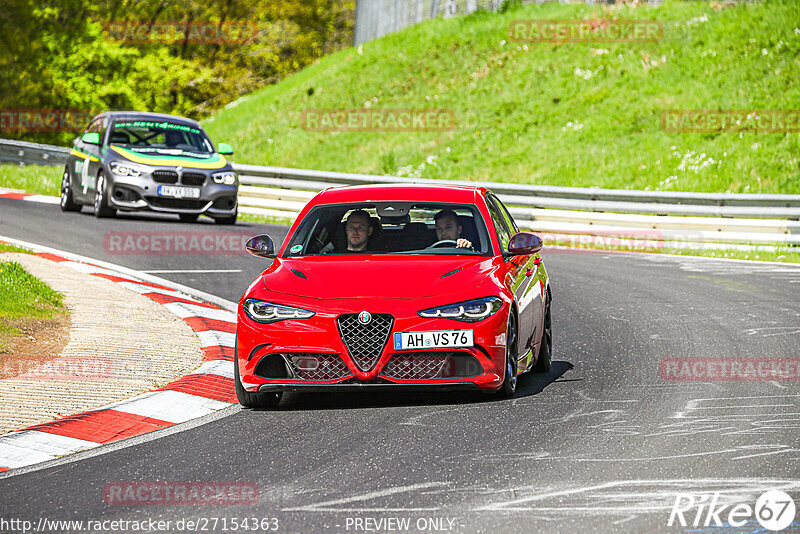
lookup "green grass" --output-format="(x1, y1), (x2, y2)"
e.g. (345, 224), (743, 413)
(0, 164), (61, 196)
(204, 0), (800, 194)
(0, 243), (33, 254)
(0, 260), (66, 351)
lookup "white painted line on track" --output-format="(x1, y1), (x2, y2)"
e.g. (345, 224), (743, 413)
(142, 269), (243, 274)
(282, 482), (449, 512)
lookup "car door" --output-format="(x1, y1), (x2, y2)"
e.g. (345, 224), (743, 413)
(487, 194), (541, 372)
(71, 117), (105, 201)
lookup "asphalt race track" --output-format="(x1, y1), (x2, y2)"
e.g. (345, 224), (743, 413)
(1, 197), (799, 533)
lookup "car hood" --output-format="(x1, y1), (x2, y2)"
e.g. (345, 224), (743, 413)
(109, 145), (228, 170)
(262, 256), (495, 300)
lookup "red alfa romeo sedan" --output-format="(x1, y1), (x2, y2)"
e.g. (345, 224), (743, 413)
(235, 184), (552, 408)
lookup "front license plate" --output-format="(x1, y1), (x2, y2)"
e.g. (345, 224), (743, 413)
(157, 185), (201, 199)
(393, 330), (473, 350)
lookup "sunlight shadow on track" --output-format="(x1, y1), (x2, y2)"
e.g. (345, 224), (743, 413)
(255, 360), (574, 412)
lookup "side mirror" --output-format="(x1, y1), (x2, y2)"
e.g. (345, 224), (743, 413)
(217, 142), (234, 155)
(507, 232), (543, 255)
(246, 234), (275, 258)
(82, 132), (100, 145)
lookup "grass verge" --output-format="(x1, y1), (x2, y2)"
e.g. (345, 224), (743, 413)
(0, 164), (61, 196)
(204, 0), (800, 194)
(0, 259), (67, 352)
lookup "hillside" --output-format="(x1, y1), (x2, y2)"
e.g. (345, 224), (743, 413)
(203, 0), (800, 194)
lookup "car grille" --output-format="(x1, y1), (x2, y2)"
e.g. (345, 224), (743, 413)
(152, 170), (178, 184)
(145, 197), (209, 210)
(285, 354), (351, 380)
(380, 352), (483, 380)
(336, 313), (393, 372)
(181, 172), (206, 186)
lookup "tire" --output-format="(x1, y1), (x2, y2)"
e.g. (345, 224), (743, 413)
(214, 208), (237, 225)
(234, 347), (282, 409)
(179, 213), (199, 223)
(496, 312), (518, 398)
(533, 291), (552, 373)
(60, 167), (81, 212)
(93, 172), (116, 218)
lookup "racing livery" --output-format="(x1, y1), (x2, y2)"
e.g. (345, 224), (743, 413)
(235, 184), (553, 408)
(61, 111), (238, 224)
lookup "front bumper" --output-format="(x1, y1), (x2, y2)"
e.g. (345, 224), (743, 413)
(236, 298), (510, 393)
(107, 172), (238, 216)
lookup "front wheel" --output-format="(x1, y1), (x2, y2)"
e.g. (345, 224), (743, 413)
(94, 172), (116, 218)
(496, 312), (518, 398)
(60, 168), (81, 212)
(234, 351), (282, 409)
(533, 291), (552, 373)
(214, 210), (237, 225)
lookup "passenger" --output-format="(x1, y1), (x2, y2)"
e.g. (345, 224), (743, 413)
(344, 209), (373, 252)
(434, 209), (472, 249)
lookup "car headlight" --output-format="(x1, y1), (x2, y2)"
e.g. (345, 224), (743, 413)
(109, 162), (142, 177)
(418, 296), (503, 323)
(243, 298), (315, 324)
(212, 171), (237, 185)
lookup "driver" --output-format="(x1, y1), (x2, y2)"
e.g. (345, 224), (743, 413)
(434, 209), (472, 249)
(344, 209), (373, 252)
(164, 130), (183, 147)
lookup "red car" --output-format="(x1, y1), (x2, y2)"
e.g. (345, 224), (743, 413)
(235, 184), (552, 408)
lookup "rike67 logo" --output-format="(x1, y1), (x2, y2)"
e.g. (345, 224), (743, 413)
(668, 490), (796, 531)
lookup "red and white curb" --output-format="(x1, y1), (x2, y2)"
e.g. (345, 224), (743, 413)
(0, 187), (60, 205)
(0, 246), (237, 472)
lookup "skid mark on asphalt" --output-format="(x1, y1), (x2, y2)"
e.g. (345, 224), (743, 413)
(473, 478), (800, 517)
(281, 482), (449, 512)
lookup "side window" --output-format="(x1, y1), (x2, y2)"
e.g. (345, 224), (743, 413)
(487, 201), (511, 253)
(86, 118), (103, 133)
(490, 194), (519, 234)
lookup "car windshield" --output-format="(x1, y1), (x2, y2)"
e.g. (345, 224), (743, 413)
(285, 202), (492, 257)
(108, 120), (214, 154)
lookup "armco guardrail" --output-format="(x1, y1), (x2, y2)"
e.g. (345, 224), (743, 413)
(2, 138), (798, 250)
(0, 139), (69, 166)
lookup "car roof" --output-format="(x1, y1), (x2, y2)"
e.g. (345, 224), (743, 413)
(95, 111), (202, 128)
(313, 183), (489, 204)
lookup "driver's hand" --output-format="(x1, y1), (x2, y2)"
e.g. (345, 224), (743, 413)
(456, 238), (473, 249)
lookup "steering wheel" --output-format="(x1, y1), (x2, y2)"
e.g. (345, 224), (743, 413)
(427, 240), (458, 249)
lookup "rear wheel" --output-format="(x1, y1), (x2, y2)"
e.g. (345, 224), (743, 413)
(234, 349), (282, 409)
(496, 312), (518, 398)
(533, 291), (552, 373)
(93, 172), (116, 218)
(60, 168), (81, 212)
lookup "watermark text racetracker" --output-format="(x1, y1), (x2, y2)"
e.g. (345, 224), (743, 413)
(0, 109), (97, 133)
(301, 109), (456, 132)
(661, 357), (800, 381)
(509, 19), (663, 43)
(104, 231), (252, 255)
(660, 109), (800, 133)
(104, 481), (258, 505)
